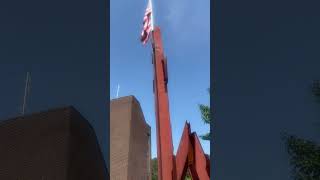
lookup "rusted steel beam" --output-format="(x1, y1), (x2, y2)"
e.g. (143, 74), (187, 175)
(175, 122), (210, 180)
(152, 27), (175, 180)
(191, 133), (210, 180)
(151, 27), (210, 180)
(175, 122), (191, 180)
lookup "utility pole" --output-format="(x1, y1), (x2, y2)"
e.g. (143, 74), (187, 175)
(116, 84), (120, 98)
(22, 72), (31, 115)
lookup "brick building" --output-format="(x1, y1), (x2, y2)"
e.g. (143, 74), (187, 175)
(110, 96), (151, 180)
(0, 106), (108, 180)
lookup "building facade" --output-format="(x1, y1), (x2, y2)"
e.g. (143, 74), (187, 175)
(110, 96), (151, 180)
(0, 106), (108, 180)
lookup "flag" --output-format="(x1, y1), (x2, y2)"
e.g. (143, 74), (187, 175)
(140, 0), (153, 45)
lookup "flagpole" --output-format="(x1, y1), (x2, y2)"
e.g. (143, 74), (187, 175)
(150, 0), (155, 48)
(150, 0), (154, 31)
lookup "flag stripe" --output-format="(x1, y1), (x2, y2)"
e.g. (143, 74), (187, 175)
(140, 0), (153, 45)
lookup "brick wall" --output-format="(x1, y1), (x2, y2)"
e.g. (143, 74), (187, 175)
(110, 96), (151, 180)
(0, 106), (108, 180)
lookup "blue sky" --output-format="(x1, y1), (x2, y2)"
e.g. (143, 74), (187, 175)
(110, 0), (210, 157)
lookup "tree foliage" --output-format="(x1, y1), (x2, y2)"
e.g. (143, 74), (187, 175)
(283, 81), (320, 180)
(185, 170), (192, 180)
(151, 158), (158, 180)
(151, 158), (192, 180)
(199, 88), (211, 141)
(312, 80), (320, 97)
(284, 135), (320, 180)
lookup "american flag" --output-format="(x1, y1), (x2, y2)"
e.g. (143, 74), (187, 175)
(140, 0), (153, 45)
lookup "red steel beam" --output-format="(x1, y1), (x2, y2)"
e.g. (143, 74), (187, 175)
(152, 27), (175, 180)
(151, 27), (210, 180)
(175, 123), (192, 180)
(191, 133), (210, 180)
(175, 122), (210, 180)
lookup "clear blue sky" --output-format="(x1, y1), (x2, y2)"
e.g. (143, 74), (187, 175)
(110, 0), (210, 158)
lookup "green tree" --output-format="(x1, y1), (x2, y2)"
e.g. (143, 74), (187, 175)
(284, 81), (320, 180)
(312, 80), (320, 98)
(151, 158), (158, 180)
(185, 170), (192, 180)
(151, 158), (193, 180)
(283, 134), (320, 179)
(199, 88), (211, 141)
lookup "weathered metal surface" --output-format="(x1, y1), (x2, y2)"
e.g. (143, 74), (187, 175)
(152, 27), (210, 180)
(191, 133), (210, 180)
(174, 122), (210, 180)
(175, 123), (191, 180)
(152, 27), (175, 180)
